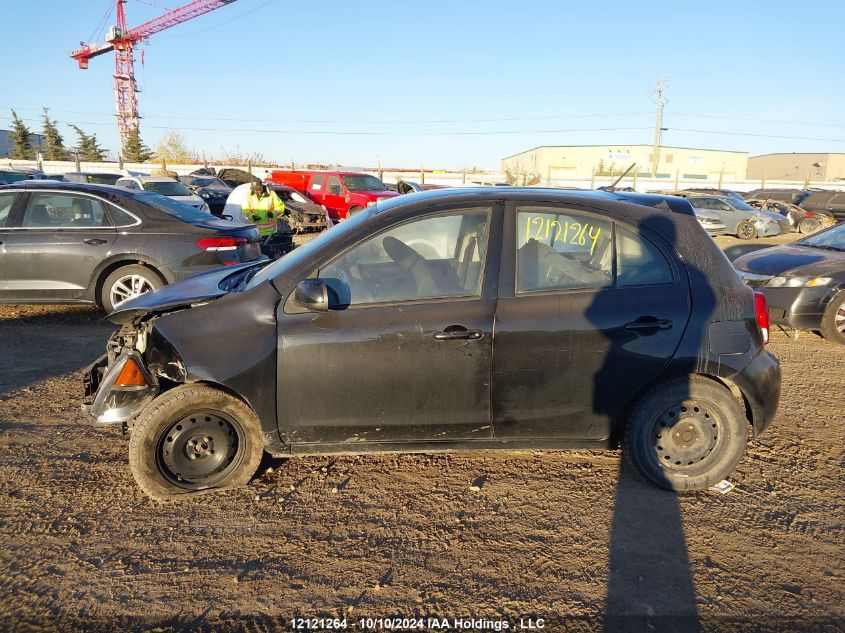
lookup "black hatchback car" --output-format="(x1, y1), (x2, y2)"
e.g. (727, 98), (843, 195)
(82, 189), (780, 500)
(0, 181), (262, 311)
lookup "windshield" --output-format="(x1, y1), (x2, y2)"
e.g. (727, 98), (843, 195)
(342, 175), (387, 192)
(726, 198), (756, 212)
(798, 222), (845, 250)
(143, 181), (194, 197)
(247, 207), (376, 289)
(86, 174), (121, 185)
(137, 193), (212, 222)
(181, 176), (228, 189)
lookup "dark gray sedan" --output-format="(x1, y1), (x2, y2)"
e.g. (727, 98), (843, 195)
(0, 181), (263, 311)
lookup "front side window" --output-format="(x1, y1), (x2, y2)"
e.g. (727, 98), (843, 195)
(325, 176), (343, 196)
(22, 193), (109, 228)
(0, 192), (18, 226)
(342, 175), (387, 192)
(517, 208), (612, 292)
(319, 209), (491, 306)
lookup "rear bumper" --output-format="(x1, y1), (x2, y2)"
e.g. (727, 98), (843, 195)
(733, 350), (781, 437)
(81, 352), (158, 426)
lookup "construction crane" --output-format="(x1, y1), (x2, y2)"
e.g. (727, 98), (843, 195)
(70, 0), (238, 151)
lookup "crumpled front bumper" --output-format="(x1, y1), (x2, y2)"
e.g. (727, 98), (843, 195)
(81, 352), (159, 426)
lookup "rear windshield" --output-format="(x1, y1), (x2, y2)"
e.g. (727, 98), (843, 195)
(726, 199), (756, 211)
(137, 193), (209, 222)
(85, 174), (121, 185)
(342, 175), (387, 192)
(180, 176), (229, 189)
(143, 181), (193, 197)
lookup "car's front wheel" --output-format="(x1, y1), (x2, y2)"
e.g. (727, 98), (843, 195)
(736, 221), (757, 240)
(819, 292), (845, 345)
(622, 376), (747, 491)
(128, 384), (264, 501)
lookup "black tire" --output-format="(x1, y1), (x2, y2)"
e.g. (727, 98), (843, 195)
(100, 264), (163, 312)
(128, 384), (264, 501)
(735, 221), (757, 240)
(347, 205), (363, 218)
(622, 376), (747, 491)
(819, 292), (845, 345)
(798, 216), (822, 234)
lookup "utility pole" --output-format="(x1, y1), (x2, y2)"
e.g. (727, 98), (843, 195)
(650, 77), (668, 177)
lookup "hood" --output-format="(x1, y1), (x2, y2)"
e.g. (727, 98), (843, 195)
(733, 243), (845, 277)
(107, 260), (269, 325)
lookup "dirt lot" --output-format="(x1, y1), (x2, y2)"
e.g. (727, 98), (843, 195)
(0, 232), (843, 631)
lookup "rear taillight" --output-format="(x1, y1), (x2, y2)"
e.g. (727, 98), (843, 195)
(754, 291), (769, 345)
(196, 236), (247, 251)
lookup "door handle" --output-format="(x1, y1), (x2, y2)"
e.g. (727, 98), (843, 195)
(434, 326), (483, 341)
(83, 238), (108, 245)
(624, 318), (673, 332)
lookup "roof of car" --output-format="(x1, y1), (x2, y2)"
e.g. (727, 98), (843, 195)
(375, 186), (696, 216)
(0, 180), (145, 196)
(122, 176), (178, 183)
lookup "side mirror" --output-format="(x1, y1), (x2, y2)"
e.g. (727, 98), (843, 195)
(294, 279), (329, 312)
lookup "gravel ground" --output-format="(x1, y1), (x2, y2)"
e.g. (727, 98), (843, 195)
(0, 231), (842, 631)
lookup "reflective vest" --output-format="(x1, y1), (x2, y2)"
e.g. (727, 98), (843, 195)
(243, 191), (285, 236)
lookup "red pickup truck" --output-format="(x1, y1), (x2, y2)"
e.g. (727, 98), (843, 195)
(268, 170), (399, 221)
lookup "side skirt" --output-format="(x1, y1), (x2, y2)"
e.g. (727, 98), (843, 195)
(269, 437), (612, 458)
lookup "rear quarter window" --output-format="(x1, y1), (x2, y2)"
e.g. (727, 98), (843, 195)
(0, 192), (18, 226)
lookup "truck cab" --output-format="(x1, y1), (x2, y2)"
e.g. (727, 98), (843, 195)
(269, 170), (398, 221)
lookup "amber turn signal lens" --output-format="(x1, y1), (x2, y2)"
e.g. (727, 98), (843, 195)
(113, 357), (148, 387)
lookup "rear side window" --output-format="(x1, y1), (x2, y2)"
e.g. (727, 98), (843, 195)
(106, 204), (139, 227)
(616, 225), (673, 286)
(0, 192), (18, 226)
(21, 193), (110, 228)
(517, 209), (613, 292)
(310, 175), (324, 191)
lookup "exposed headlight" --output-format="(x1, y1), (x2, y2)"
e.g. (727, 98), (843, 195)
(767, 276), (832, 288)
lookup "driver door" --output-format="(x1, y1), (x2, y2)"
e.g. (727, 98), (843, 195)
(276, 205), (501, 446)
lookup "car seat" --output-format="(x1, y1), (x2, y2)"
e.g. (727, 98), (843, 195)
(26, 203), (53, 227)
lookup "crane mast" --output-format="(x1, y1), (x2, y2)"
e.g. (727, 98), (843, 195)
(70, 0), (238, 152)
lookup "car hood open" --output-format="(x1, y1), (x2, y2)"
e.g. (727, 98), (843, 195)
(107, 260), (268, 325)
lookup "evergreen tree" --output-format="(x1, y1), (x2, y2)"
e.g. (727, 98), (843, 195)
(41, 108), (69, 160)
(68, 124), (106, 162)
(122, 127), (152, 162)
(8, 110), (34, 160)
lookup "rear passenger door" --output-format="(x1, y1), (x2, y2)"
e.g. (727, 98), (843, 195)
(492, 203), (691, 442)
(3, 191), (117, 301)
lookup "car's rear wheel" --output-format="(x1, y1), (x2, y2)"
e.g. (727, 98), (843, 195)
(101, 265), (163, 312)
(798, 216), (822, 234)
(819, 292), (845, 345)
(347, 205), (363, 217)
(128, 384), (264, 501)
(736, 221), (757, 240)
(622, 376), (747, 491)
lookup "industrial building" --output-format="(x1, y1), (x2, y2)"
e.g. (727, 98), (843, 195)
(0, 130), (44, 158)
(747, 153), (845, 182)
(501, 145), (749, 182)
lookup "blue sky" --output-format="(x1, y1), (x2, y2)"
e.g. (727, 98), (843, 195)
(2, 0), (844, 168)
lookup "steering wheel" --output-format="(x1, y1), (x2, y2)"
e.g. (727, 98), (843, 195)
(382, 236), (425, 268)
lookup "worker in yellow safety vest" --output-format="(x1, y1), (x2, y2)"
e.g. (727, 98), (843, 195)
(242, 182), (285, 236)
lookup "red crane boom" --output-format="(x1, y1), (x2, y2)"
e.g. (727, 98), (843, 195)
(70, 0), (238, 153)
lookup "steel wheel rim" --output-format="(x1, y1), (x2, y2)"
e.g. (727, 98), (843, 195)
(155, 411), (245, 490)
(110, 274), (155, 308)
(651, 400), (725, 474)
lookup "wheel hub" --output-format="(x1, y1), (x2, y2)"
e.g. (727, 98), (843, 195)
(654, 403), (720, 469)
(156, 412), (241, 488)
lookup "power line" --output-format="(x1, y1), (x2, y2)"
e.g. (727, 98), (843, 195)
(672, 112), (845, 129)
(669, 128), (845, 143)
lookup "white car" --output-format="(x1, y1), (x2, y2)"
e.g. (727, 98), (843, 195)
(115, 176), (210, 212)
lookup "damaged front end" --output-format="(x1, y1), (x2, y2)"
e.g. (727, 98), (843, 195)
(82, 318), (186, 428)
